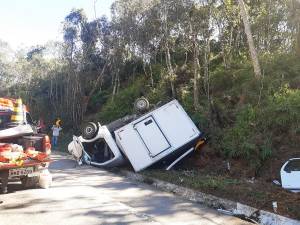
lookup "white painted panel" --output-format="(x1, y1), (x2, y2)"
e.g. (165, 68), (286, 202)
(116, 126), (153, 171)
(134, 117), (170, 157)
(114, 100), (201, 172)
(153, 102), (199, 148)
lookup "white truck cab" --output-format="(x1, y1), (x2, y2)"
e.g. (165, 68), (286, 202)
(68, 124), (125, 168)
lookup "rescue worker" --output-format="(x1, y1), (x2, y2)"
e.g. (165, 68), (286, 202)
(51, 120), (62, 148)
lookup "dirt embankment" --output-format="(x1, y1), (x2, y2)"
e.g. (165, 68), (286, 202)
(143, 145), (300, 220)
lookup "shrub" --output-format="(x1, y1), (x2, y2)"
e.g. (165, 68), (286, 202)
(97, 77), (146, 123)
(220, 86), (300, 169)
(146, 80), (171, 104)
(260, 85), (300, 135)
(222, 105), (261, 159)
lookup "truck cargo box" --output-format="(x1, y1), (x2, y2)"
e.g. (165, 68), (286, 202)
(115, 100), (201, 171)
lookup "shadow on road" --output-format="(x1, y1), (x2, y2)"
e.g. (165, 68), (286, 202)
(0, 154), (248, 225)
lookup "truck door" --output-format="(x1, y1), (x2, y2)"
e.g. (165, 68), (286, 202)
(134, 116), (170, 158)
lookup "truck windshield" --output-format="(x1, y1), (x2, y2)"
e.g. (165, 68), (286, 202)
(83, 139), (115, 163)
(0, 114), (11, 129)
(26, 112), (34, 125)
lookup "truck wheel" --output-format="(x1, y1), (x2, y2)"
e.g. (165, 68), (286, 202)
(82, 122), (98, 140)
(21, 176), (39, 188)
(134, 97), (150, 113)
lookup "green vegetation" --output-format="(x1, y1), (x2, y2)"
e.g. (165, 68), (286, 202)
(143, 169), (241, 191)
(97, 78), (147, 123)
(221, 85), (300, 170)
(0, 0), (299, 175)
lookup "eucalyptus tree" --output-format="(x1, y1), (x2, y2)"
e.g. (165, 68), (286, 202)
(80, 16), (112, 113)
(62, 9), (111, 123)
(289, 0), (300, 55)
(0, 40), (16, 95)
(182, 1), (210, 110)
(111, 0), (161, 88)
(237, 0), (262, 79)
(248, 0), (291, 53)
(0, 55), (11, 95)
(62, 9), (87, 123)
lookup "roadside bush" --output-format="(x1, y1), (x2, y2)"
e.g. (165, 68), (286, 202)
(262, 54), (300, 81)
(220, 86), (300, 170)
(88, 90), (110, 113)
(146, 80), (171, 104)
(150, 63), (165, 84)
(220, 104), (272, 171)
(97, 77), (146, 123)
(260, 85), (300, 135)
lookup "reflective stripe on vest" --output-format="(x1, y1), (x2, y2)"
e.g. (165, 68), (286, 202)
(11, 98), (24, 122)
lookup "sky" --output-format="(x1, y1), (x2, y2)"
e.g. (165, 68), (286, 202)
(0, 0), (115, 50)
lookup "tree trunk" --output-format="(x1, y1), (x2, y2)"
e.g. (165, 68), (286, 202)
(204, 36), (211, 103)
(82, 60), (108, 115)
(238, 0), (262, 79)
(142, 48), (154, 87)
(193, 47), (201, 111)
(165, 42), (176, 98)
(190, 18), (200, 111)
(297, 23), (300, 56)
(149, 63), (154, 87)
(112, 69), (119, 101)
(161, 0), (176, 98)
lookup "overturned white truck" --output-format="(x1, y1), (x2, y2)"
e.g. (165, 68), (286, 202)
(68, 100), (205, 172)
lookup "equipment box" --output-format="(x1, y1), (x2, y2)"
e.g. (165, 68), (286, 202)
(115, 100), (201, 171)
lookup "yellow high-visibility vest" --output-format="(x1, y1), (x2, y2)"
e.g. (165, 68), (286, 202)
(10, 98), (24, 123)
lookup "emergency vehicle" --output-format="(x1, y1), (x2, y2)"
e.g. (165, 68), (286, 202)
(0, 98), (51, 194)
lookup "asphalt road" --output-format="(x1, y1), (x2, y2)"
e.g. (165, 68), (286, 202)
(0, 153), (250, 225)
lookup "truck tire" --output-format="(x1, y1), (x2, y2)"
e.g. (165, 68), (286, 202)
(21, 176), (39, 188)
(82, 122), (98, 140)
(134, 97), (149, 113)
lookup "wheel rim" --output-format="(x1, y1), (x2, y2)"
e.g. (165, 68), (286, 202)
(137, 100), (146, 108)
(85, 126), (93, 135)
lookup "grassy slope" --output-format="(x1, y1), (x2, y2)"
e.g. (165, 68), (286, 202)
(77, 53), (300, 219)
